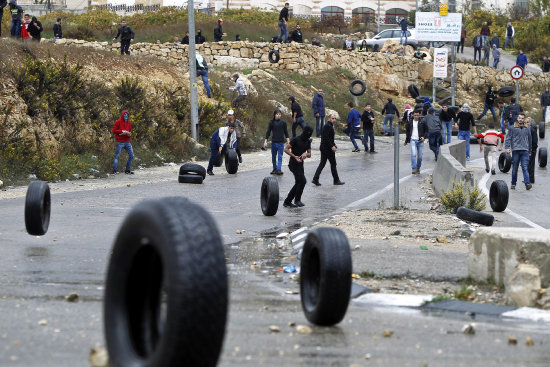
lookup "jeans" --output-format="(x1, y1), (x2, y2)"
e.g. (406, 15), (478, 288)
(428, 131), (441, 159)
(543, 106), (549, 123)
(474, 47), (481, 62)
(500, 115), (507, 135)
(196, 69), (212, 98)
(363, 128), (375, 151)
(504, 36), (514, 49)
(457, 38), (465, 53)
(477, 104), (497, 122)
(410, 139), (424, 170)
(285, 163), (306, 203)
(315, 115), (325, 137)
(271, 142), (285, 171)
(383, 114), (395, 135)
(483, 145), (497, 171)
(493, 58), (500, 68)
(10, 19), (21, 37)
(481, 35), (488, 47)
(343, 126), (361, 149)
(120, 39), (131, 55)
(232, 94), (247, 108)
(400, 30), (408, 45)
(277, 20), (287, 43)
(234, 137), (241, 158)
(113, 142), (134, 172)
(207, 137), (226, 171)
(441, 120), (452, 144)
(511, 150), (530, 186)
(457, 130), (471, 158)
(292, 117), (305, 138)
(313, 149), (339, 182)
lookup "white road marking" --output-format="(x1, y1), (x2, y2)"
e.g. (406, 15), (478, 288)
(502, 307), (550, 323)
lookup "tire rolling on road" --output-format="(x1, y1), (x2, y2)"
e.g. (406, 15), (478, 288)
(498, 152), (512, 173)
(539, 147), (548, 168)
(104, 197), (228, 367)
(489, 180), (508, 212)
(260, 176), (279, 216)
(225, 148), (239, 174)
(300, 227), (352, 326)
(25, 180), (51, 236)
(456, 206), (494, 226)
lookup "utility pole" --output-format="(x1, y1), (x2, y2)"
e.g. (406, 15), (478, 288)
(377, 0), (380, 32)
(188, 0), (199, 140)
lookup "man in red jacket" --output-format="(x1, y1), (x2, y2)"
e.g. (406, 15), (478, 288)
(112, 110), (134, 174)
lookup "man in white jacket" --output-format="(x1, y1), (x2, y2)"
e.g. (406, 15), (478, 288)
(229, 73), (247, 107)
(207, 124), (237, 175)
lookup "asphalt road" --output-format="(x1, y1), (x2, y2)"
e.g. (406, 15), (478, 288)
(457, 46), (541, 74)
(0, 137), (548, 366)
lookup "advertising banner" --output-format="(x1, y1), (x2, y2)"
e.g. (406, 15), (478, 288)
(433, 48), (448, 78)
(415, 12), (462, 42)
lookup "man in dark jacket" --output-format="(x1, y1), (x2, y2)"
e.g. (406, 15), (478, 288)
(182, 31), (190, 44)
(381, 97), (399, 136)
(264, 109), (290, 175)
(541, 86), (550, 122)
(527, 117), (538, 184)
(8, 0), (23, 38)
(361, 104), (376, 152)
(542, 56), (550, 73)
(344, 102), (362, 152)
(439, 105), (456, 144)
(113, 19), (135, 55)
(283, 125), (313, 208)
(490, 33), (500, 49)
(504, 22), (515, 49)
(27, 16), (42, 41)
(399, 16), (411, 45)
(0, 0), (6, 37)
(477, 85), (497, 123)
(404, 111), (428, 174)
(195, 29), (206, 44)
(53, 17), (62, 39)
(312, 114), (345, 186)
(454, 104), (477, 160)
(311, 89), (325, 137)
(196, 52), (211, 98)
(516, 49), (528, 68)
(277, 2), (289, 43)
(480, 21), (490, 47)
(289, 24), (303, 43)
(214, 19), (226, 42)
(504, 97), (523, 130)
(425, 107), (442, 160)
(472, 32), (482, 62)
(289, 96), (305, 138)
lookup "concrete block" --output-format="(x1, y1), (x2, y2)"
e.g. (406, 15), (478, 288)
(432, 140), (474, 197)
(468, 227), (550, 287)
(505, 264), (541, 307)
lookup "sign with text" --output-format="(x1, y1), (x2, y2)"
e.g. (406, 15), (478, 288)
(433, 48), (448, 78)
(415, 12), (462, 42)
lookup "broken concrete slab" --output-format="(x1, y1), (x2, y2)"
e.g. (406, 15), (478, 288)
(505, 264), (541, 307)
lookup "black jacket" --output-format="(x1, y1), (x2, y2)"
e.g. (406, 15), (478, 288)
(504, 103), (523, 123)
(182, 35), (189, 44)
(541, 91), (550, 107)
(543, 60), (550, 72)
(484, 89), (496, 105)
(27, 17), (42, 40)
(289, 29), (303, 43)
(214, 24), (223, 42)
(53, 23), (62, 38)
(405, 115), (428, 144)
(455, 111), (475, 131)
(382, 102), (399, 117)
(114, 25), (135, 41)
(531, 123), (538, 152)
(279, 7), (288, 22)
(195, 32), (206, 44)
(439, 108), (456, 122)
(265, 119), (289, 143)
(361, 110), (375, 130)
(319, 121), (336, 151)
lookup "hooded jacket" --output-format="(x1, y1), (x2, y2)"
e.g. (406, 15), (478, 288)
(265, 110), (289, 143)
(112, 110), (132, 143)
(214, 23), (223, 42)
(484, 87), (496, 105)
(8, 0), (22, 21)
(312, 92), (325, 117)
(114, 24), (135, 41)
(195, 31), (206, 44)
(424, 109), (442, 133)
(27, 16), (42, 40)
(289, 126), (313, 168)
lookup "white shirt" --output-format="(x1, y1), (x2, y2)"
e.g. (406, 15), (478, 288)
(411, 120), (419, 140)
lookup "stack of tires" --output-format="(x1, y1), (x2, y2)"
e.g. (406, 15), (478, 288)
(179, 163), (206, 184)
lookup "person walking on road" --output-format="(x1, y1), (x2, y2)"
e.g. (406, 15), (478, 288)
(504, 97), (523, 133)
(381, 97), (399, 136)
(277, 2), (289, 43)
(424, 107), (442, 161)
(439, 105), (456, 144)
(476, 123), (504, 175)
(399, 16), (411, 45)
(457, 25), (466, 53)
(477, 85), (497, 123)
(480, 21), (490, 47)
(343, 102), (362, 152)
(504, 22), (515, 49)
(505, 113), (532, 190)
(312, 89), (325, 138)
(312, 114), (345, 186)
(454, 104), (477, 160)
(225, 110), (245, 164)
(214, 19), (227, 42)
(527, 117), (538, 184)
(113, 19), (135, 55)
(264, 109), (290, 175)
(361, 103), (376, 153)
(540, 86), (550, 122)
(472, 32), (482, 62)
(228, 72), (247, 107)
(283, 125), (313, 208)
(207, 123), (237, 176)
(404, 110), (428, 174)
(492, 44), (501, 68)
(516, 49), (528, 69)
(289, 96), (305, 138)
(112, 110), (134, 175)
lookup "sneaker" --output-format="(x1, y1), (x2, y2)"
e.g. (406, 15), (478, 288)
(491, 169), (496, 175)
(352, 148), (360, 152)
(334, 181), (345, 185)
(112, 169), (118, 174)
(207, 170), (214, 176)
(412, 170), (417, 174)
(276, 170), (284, 175)
(125, 170), (134, 175)
(238, 156), (242, 164)
(312, 179), (321, 186)
(485, 168), (490, 173)
(466, 157), (470, 161)
(294, 201), (305, 207)
(526, 183), (532, 190)
(270, 170), (277, 175)
(510, 185), (516, 190)
(370, 150), (378, 154)
(283, 201), (298, 208)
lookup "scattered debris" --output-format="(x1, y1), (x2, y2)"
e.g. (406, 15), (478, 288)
(436, 236), (448, 243)
(364, 353), (371, 360)
(296, 325), (312, 335)
(419, 245), (428, 250)
(269, 325), (280, 333)
(508, 336), (518, 345)
(89, 347), (109, 367)
(382, 329), (394, 338)
(390, 230), (401, 236)
(65, 292), (79, 302)
(526, 337), (535, 346)
(283, 265), (296, 273)
(38, 319), (47, 326)
(288, 321), (296, 327)
(462, 323), (475, 335)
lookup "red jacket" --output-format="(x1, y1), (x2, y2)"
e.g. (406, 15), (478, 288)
(21, 20), (31, 40)
(112, 110), (132, 142)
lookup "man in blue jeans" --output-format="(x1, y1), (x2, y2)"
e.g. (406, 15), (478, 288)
(505, 113), (532, 190)
(454, 104), (477, 160)
(277, 2), (289, 43)
(398, 16), (411, 45)
(196, 51), (212, 98)
(404, 111), (428, 174)
(343, 102), (362, 152)
(381, 97), (399, 136)
(112, 110), (134, 174)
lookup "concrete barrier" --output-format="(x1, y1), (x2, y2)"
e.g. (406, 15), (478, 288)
(432, 140), (474, 197)
(468, 227), (550, 287)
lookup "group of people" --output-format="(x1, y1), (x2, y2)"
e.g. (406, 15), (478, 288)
(0, 0), (48, 41)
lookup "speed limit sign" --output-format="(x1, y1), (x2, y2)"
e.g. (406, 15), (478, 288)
(510, 65), (524, 80)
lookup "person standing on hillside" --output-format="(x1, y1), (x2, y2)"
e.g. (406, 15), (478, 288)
(457, 25), (466, 54)
(490, 33), (500, 49)
(454, 104), (477, 160)
(20, 13), (31, 41)
(195, 51), (212, 98)
(477, 85), (497, 123)
(482, 42), (490, 65)
(195, 29), (206, 44)
(398, 16), (411, 45)
(225, 110), (246, 164)
(264, 109), (290, 175)
(480, 21), (490, 47)
(505, 113), (532, 190)
(540, 86), (550, 122)
(312, 114), (345, 186)
(53, 17), (62, 39)
(214, 19), (227, 42)
(472, 32), (482, 63)
(277, 2), (289, 43)
(504, 22), (515, 49)
(228, 72), (247, 107)
(312, 89), (325, 138)
(113, 19), (135, 55)
(283, 125), (313, 208)
(516, 49), (528, 69)
(112, 110), (134, 175)
(343, 102), (362, 152)
(382, 97), (399, 136)
(289, 96), (305, 138)
(542, 56), (550, 73)
(8, 0), (23, 38)
(362, 104), (376, 153)
(27, 16), (42, 42)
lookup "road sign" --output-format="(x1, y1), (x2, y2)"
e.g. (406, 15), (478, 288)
(510, 66), (524, 80)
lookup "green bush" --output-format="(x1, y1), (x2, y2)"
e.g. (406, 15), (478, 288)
(440, 180), (486, 212)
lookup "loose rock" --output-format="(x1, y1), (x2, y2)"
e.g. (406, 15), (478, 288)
(508, 336), (517, 345)
(66, 292), (79, 302)
(296, 325), (312, 335)
(462, 323), (475, 335)
(436, 235), (448, 243)
(526, 337), (535, 346)
(382, 329), (394, 337)
(38, 319), (47, 326)
(505, 264), (541, 307)
(269, 325), (281, 333)
(89, 347), (109, 367)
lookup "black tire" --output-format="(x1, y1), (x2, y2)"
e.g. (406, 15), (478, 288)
(539, 147), (548, 168)
(456, 206), (494, 226)
(408, 84), (420, 98)
(104, 197), (228, 367)
(179, 163), (206, 179)
(268, 50), (280, 63)
(300, 227), (352, 326)
(225, 148), (239, 174)
(498, 152), (512, 173)
(25, 181), (51, 236)
(260, 177), (279, 216)
(349, 79), (366, 96)
(178, 174), (204, 184)
(470, 135), (479, 145)
(448, 106), (460, 114)
(415, 96), (433, 104)
(489, 180), (509, 212)
(497, 86), (515, 97)
(213, 152), (224, 167)
(540, 121), (545, 139)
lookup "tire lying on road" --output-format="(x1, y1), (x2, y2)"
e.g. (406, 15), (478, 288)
(539, 147), (548, 168)
(225, 148), (239, 174)
(498, 152), (512, 173)
(456, 206), (494, 226)
(349, 79), (366, 96)
(497, 86), (515, 97)
(104, 197), (228, 367)
(179, 163), (206, 179)
(260, 176), (279, 216)
(178, 174), (204, 184)
(540, 121), (545, 139)
(489, 180), (509, 212)
(300, 227), (352, 326)
(408, 84), (420, 98)
(25, 180), (51, 236)
(213, 152), (224, 167)
(268, 50), (280, 63)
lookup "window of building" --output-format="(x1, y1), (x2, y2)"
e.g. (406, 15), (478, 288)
(352, 7), (375, 23)
(321, 6), (344, 19)
(385, 8), (407, 24)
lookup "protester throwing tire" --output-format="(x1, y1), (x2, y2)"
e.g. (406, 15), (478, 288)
(283, 126), (313, 208)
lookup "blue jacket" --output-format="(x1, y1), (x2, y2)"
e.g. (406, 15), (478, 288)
(312, 93), (325, 117)
(516, 53), (528, 67)
(347, 109), (361, 127)
(490, 36), (500, 48)
(399, 19), (410, 31)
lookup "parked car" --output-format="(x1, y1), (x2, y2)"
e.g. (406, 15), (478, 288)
(356, 28), (430, 49)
